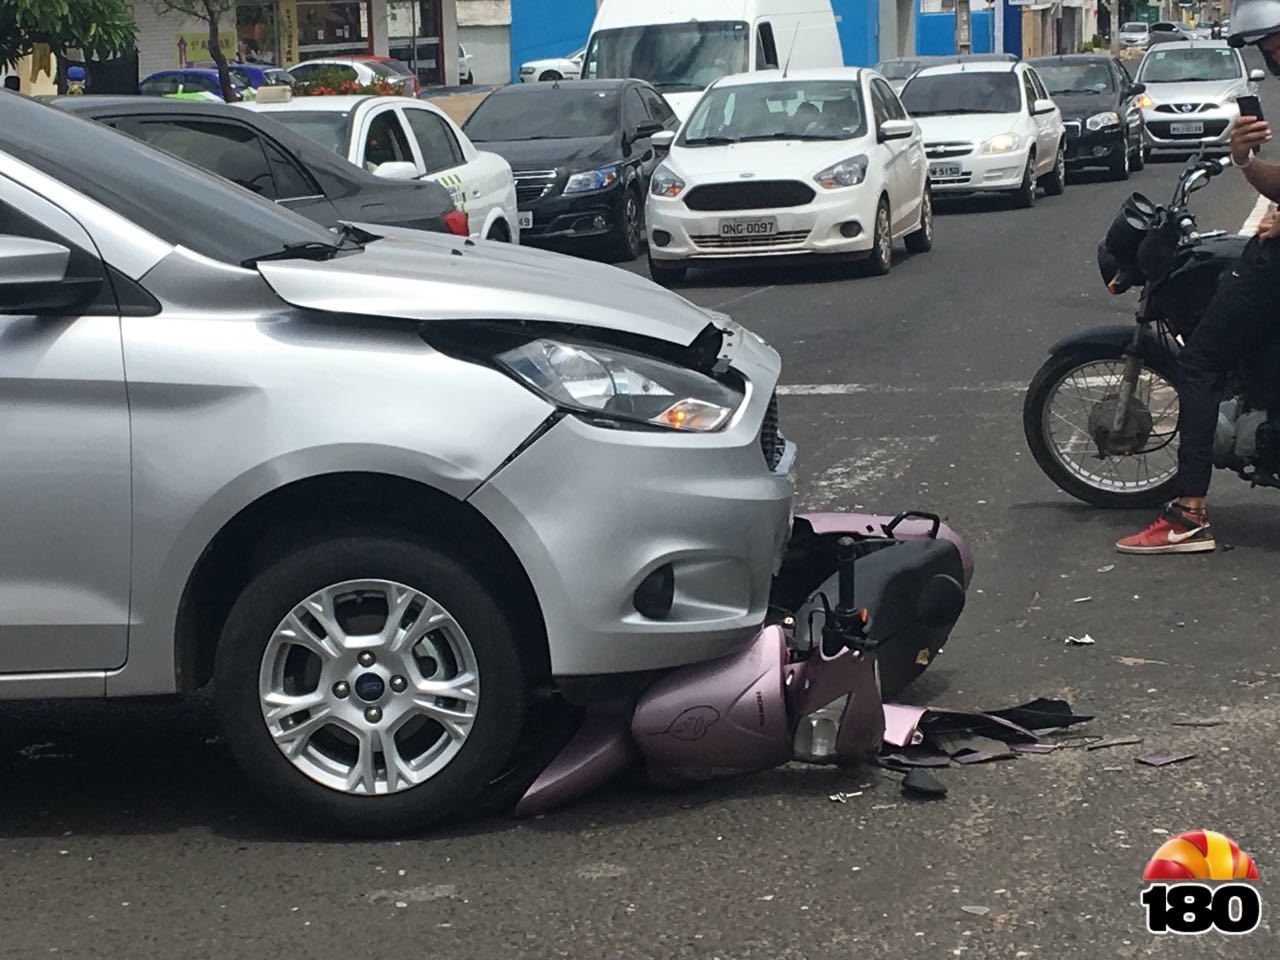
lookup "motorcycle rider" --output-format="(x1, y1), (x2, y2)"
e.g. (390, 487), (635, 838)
(1116, 2), (1280, 554)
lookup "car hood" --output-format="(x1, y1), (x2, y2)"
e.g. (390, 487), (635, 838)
(1052, 92), (1120, 119)
(467, 134), (617, 173)
(668, 137), (873, 181)
(913, 112), (1024, 142)
(665, 91), (707, 124)
(1142, 79), (1244, 103)
(257, 227), (726, 348)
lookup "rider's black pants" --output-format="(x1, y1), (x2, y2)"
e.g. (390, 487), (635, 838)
(1175, 247), (1280, 499)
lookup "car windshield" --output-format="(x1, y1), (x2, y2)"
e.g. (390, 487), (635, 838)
(2, 94), (340, 266)
(377, 59), (413, 77)
(681, 80), (867, 144)
(1138, 47), (1241, 82)
(1122, 22), (1148, 32)
(876, 59), (921, 80)
(267, 111), (350, 154)
(464, 88), (619, 141)
(1034, 62), (1115, 94)
(900, 72), (1021, 115)
(584, 21), (750, 92)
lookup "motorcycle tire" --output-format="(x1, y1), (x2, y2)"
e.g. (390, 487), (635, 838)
(1023, 344), (1183, 509)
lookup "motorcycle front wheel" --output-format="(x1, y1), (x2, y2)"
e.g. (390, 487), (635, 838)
(1024, 345), (1182, 508)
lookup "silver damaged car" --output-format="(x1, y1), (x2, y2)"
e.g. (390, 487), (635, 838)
(0, 94), (793, 832)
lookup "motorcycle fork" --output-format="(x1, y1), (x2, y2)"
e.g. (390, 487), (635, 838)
(1111, 324), (1148, 437)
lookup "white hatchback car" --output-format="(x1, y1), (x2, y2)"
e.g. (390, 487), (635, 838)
(1133, 41), (1263, 157)
(900, 61), (1066, 208)
(645, 68), (932, 284)
(519, 46), (586, 83)
(241, 94), (520, 242)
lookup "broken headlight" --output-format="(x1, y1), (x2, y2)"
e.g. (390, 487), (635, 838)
(497, 338), (742, 432)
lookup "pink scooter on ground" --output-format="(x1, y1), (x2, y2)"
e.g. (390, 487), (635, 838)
(516, 511), (974, 815)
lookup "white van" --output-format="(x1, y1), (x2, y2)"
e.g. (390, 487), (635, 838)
(583, 0), (844, 121)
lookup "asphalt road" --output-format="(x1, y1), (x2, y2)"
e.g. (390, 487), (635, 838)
(5, 107), (1280, 958)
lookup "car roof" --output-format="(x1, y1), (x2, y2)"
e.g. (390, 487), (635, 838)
(243, 94), (402, 112)
(493, 78), (632, 93)
(146, 68), (220, 77)
(1144, 38), (1230, 49)
(715, 67), (863, 87)
(914, 60), (1019, 77)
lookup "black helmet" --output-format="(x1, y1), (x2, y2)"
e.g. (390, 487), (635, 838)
(1229, 0), (1280, 73)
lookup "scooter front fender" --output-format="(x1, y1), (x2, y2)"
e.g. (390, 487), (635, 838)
(1045, 323), (1181, 371)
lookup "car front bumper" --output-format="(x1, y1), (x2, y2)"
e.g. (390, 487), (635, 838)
(517, 180), (626, 246)
(646, 185), (879, 264)
(1142, 106), (1235, 153)
(927, 148), (1029, 194)
(1064, 120), (1126, 167)
(468, 329), (795, 677)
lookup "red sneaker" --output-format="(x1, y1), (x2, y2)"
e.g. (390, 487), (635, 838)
(1116, 503), (1216, 555)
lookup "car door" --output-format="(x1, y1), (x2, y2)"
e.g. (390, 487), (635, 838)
(879, 78), (926, 230)
(1022, 68), (1056, 173)
(1114, 59), (1144, 149)
(0, 177), (132, 674)
(623, 85), (660, 186)
(868, 77), (909, 231)
(139, 73), (181, 96)
(353, 102), (416, 174)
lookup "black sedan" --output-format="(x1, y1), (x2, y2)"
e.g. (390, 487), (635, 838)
(462, 79), (677, 261)
(1029, 55), (1147, 180)
(50, 97), (466, 237)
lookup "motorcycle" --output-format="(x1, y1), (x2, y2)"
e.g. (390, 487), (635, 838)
(511, 512), (972, 815)
(1024, 156), (1280, 508)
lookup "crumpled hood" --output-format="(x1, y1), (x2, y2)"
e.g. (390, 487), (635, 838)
(668, 137), (871, 182)
(1054, 92), (1118, 120)
(914, 112), (1023, 143)
(257, 227), (723, 348)
(1142, 79), (1246, 104)
(471, 134), (618, 174)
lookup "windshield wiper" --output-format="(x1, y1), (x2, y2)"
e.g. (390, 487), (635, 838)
(737, 132), (846, 142)
(654, 82), (704, 92)
(684, 135), (738, 145)
(914, 107), (1001, 115)
(241, 240), (343, 268)
(1054, 88), (1101, 95)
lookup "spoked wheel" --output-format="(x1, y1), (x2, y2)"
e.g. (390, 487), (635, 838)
(1013, 155), (1038, 209)
(216, 536), (526, 835)
(609, 189), (644, 262)
(1024, 347), (1182, 508)
(1042, 143), (1067, 196)
(864, 197), (893, 276)
(904, 186), (934, 254)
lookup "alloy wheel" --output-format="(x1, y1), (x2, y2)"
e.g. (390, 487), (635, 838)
(877, 203), (892, 265)
(257, 579), (480, 796)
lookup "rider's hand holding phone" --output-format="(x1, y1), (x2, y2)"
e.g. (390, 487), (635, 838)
(1232, 96), (1269, 162)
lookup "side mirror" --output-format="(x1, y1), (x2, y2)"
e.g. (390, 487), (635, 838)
(0, 235), (98, 314)
(371, 161), (419, 181)
(1250, 68), (1266, 82)
(878, 118), (915, 141)
(1126, 82), (1146, 97)
(651, 129), (676, 155)
(1032, 97), (1057, 115)
(633, 119), (665, 140)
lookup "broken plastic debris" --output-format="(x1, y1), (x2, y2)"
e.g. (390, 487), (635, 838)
(1073, 596), (1093, 604)
(902, 768), (947, 798)
(1086, 736), (1143, 752)
(1097, 564), (1116, 573)
(828, 791), (863, 803)
(1136, 751), (1197, 767)
(1171, 719), (1226, 728)
(961, 906), (990, 917)
(1115, 656), (1167, 666)
(1064, 634), (1096, 645)
(1011, 743), (1056, 755)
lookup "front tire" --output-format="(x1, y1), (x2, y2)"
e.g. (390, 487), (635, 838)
(214, 535), (527, 836)
(1023, 345), (1183, 509)
(1109, 140), (1131, 180)
(1131, 135), (1146, 171)
(1042, 142), (1067, 196)
(538, 70), (562, 82)
(1012, 154), (1037, 208)
(904, 186), (934, 254)
(608, 188), (644, 262)
(863, 196), (893, 276)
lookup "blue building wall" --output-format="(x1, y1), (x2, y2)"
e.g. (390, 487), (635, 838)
(508, 0), (596, 81)
(832, 0), (880, 66)
(916, 8), (996, 55)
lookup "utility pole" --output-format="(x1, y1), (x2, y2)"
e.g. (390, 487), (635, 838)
(956, 0), (973, 53)
(1110, 0), (1121, 54)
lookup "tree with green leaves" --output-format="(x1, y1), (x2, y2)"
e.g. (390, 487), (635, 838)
(0, 0), (137, 90)
(151, 0), (238, 101)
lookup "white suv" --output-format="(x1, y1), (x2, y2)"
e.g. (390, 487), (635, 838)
(900, 60), (1066, 208)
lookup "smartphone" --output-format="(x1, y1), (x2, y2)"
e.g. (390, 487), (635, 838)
(1237, 95), (1264, 121)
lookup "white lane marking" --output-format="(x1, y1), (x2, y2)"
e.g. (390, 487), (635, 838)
(799, 436), (940, 510)
(1240, 193), (1273, 237)
(710, 285), (775, 310)
(778, 381), (1025, 396)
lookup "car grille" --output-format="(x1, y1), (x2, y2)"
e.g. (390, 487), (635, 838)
(925, 141), (974, 159)
(760, 391), (783, 471)
(691, 230), (811, 250)
(1147, 119), (1230, 139)
(514, 170), (557, 205)
(1154, 103), (1213, 113)
(684, 181), (815, 211)
(931, 172), (973, 186)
